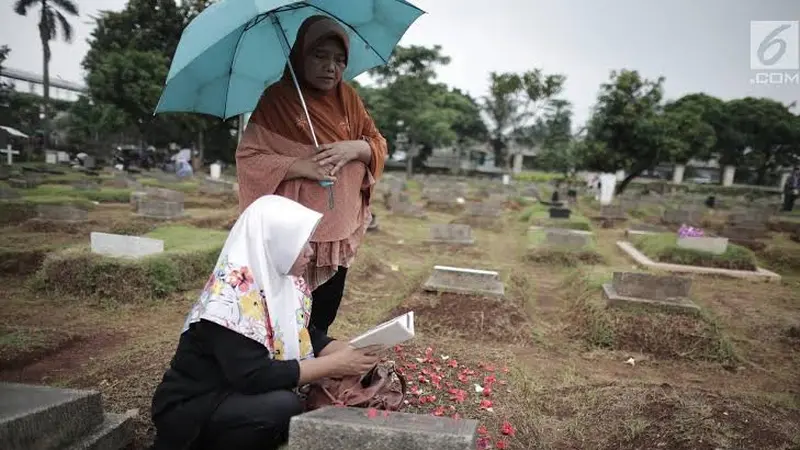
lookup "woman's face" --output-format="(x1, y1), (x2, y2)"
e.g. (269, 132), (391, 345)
(289, 243), (314, 277)
(303, 38), (346, 91)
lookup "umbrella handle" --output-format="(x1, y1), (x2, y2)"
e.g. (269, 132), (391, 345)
(272, 14), (334, 209)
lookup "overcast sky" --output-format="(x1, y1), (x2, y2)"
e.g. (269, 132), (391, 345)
(1, 0), (798, 126)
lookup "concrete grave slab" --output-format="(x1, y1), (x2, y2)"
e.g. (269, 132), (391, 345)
(90, 232), (165, 259)
(136, 199), (184, 219)
(602, 272), (699, 315)
(676, 236), (729, 255)
(466, 202), (502, 218)
(0, 383), (103, 450)
(36, 205), (89, 223)
(0, 185), (20, 200)
(423, 265), (504, 297)
(288, 406), (478, 450)
(543, 228), (591, 249)
(428, 224), (474, 245)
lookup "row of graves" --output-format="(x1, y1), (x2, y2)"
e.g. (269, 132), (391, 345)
(1, 167), (246, 450)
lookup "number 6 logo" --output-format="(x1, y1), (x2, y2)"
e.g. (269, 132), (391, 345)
(750, 21), (799, 70)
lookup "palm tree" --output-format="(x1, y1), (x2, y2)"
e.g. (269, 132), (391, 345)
(13, 0), (79, 147)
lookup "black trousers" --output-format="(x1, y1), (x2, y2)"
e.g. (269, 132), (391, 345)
(783, 192), (797, 212)
(195, 390), (303, 450)
(310, 266), (348, 335)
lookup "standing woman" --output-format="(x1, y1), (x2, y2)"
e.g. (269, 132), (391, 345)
(236, 15), (387, 335)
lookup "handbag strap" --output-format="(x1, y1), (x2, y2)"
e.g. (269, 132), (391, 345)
(389, 366), (408, 410)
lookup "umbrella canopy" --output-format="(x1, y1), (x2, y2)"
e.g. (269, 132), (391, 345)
(155, 0), (424, 119)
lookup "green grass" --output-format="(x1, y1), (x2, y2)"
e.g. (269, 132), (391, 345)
(33, 225), (229, 302)
(526, 228), (603, 266)
(139, 177), (199, 193)
(520, 203), (593, 231)
(513, 171), (564, 183)
(23, 184), (131, 203)
(631, 233), (758, 271)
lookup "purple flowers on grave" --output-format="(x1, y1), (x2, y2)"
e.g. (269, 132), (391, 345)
(677, 224), (704, 238)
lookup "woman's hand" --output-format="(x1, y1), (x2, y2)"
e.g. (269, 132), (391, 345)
(312, 140), (370, 176)
(329, 344), (383, 377)
(287, 157), (336, 182)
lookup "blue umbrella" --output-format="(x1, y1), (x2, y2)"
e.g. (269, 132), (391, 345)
(155, 0), (425, 121)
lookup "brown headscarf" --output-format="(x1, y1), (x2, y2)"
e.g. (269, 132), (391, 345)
(235, 15), (387, 260)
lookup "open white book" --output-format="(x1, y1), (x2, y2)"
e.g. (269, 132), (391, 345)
(349, 311), (414, 349)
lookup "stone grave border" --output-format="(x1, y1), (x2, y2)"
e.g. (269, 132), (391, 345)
(616, 240), (781, 282)
(422, 265), (505, 297)
(426, 223), (475, 245)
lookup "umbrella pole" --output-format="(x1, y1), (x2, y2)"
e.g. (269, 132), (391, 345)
(271, 15), (334, 210)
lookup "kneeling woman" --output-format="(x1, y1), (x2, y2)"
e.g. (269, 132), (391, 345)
(150, 195), (380, 450)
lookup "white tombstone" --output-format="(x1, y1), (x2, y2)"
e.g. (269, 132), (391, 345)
(615, 169), (625, 182)
(779, 171), (790, 189)
(90, 232), (165, 259)
(599, 173), (617, 205)
(45, 150), (58, 165)
(210, 163), (222, 180)
(2, 145), (20, 165)
(502, 174), (511, 185)
(722, 165), (736, 187)
(672, 164), (685, 184)
(57, 151), (70, 163)
(676, 236), (729, 255)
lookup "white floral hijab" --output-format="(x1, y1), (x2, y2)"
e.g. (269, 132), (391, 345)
(183, 195), (322, 361)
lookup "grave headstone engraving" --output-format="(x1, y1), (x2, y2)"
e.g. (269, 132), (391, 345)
(288, 406), (478, 450)
(428, 224), (474, 245)
(602, 272), (699, 314)
(90, 232), (165, 259)
(422, 265), (504, 297)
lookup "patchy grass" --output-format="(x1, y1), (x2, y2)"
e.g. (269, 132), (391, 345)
(139, 178), (199, 193)
(631, 233), (758, 271)
(758, 235), (800, 273)
(2, 176), (799, 450)
(565, 272), (738, 364)
(0, 326), (78, 371)
(24, 184), (131, 203)
(525, 228), (604, 266)
(33, 225), (228, 302)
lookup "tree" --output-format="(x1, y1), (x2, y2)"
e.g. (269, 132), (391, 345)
(361, 45), (486, 166)
(482, 69), (565, 169)
(64, 96), (129, 154)
(13, 0), (79, 144)
(580, 70), (673, 194)
(662, 97), (716, 165)
(0, 46), (11, 110)
(527, 99), (577, 176)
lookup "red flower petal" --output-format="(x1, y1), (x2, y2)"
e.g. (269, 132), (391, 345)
(477, 425), (489, 436)
(501, 421), (516, 437)
(480, 399), (493, 410)
(367, 408), (378, 418)
(432, 406), (446, 416)
(496, 440), (508, 449)
(477, 437), (492, 450)
(447, 359), (458, 368)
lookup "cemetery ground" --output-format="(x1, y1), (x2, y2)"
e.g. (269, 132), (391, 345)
(1, 173), (800, 449)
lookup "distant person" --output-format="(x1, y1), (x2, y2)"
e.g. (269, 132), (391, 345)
(783, 166), (800, 212)
(150, 195), (381, 450)
(236, 16), (388, 335)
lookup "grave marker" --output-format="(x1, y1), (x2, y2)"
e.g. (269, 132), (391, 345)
(466, 202), (501, 218)
(136, 199), (184, 219)
(2, 145), (19, 165)
(548, 207), (571, 219)
(676, 236), (729, 255)
(288, 406), (478, 450)
(602, 271), (698, 314)
(36, 204), (89, 223)
(600, 204), (626, 219)
(90, 232), (164, 259)
(662, 209), (703, 226)
(428, 224), (474, 245)
(544, 228), (591, 249)
(423, 265), (504, 297)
